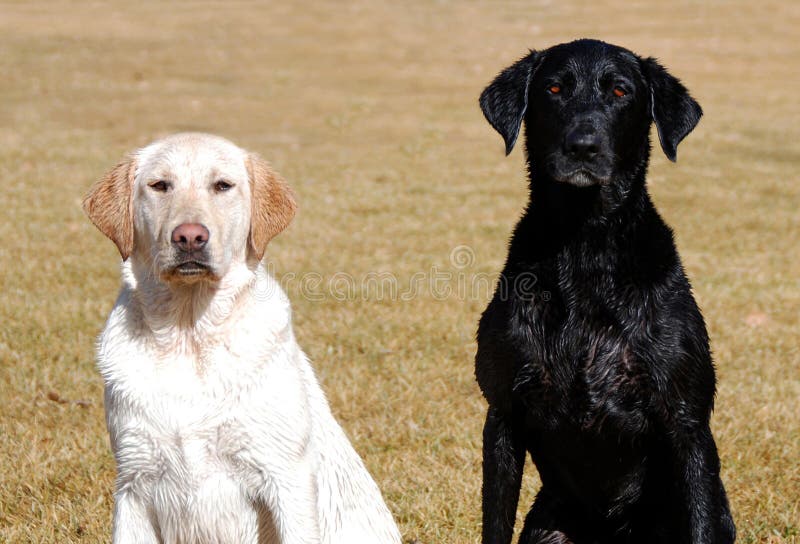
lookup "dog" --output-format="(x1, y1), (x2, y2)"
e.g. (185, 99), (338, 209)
(475, 40), (735, 543)
(83, 133), (402, 544)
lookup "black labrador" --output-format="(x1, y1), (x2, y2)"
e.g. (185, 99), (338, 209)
(475, 39), (735, 544)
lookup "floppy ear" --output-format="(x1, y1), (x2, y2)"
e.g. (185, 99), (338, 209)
(82, 157), (136, 260)
(246, 155), (297, 261)
(642, 57), (703, 162)
(479, 52), (540, 155)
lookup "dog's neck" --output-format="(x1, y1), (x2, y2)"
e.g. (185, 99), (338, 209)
(120, 258), (260, 354)
(513, 160), (653, 263)
(530, 174), (645, 223)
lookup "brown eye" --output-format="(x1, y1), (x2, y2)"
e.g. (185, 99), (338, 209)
(549, 84), (562, 94)
(214, 180), (233, 192)
(613, 87), (627, 98)
(149, 180), (169, 192)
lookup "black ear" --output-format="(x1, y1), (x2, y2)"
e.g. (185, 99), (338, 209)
(479, 52), (540, 155)
(642, 57), (702, 162)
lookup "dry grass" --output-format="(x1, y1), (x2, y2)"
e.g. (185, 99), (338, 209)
(0, 1), (798, 542)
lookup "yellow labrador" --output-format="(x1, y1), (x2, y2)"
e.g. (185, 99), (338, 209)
(84, 133), (401, 544)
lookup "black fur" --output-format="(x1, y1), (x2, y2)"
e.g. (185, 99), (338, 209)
(476, 39), (735, 544)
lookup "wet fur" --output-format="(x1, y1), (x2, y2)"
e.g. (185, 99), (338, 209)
(476, 40), (735, 544)
(84, 133), (401, 544)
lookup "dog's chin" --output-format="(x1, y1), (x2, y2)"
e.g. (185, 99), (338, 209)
(161, 261), (220, 284)
(547, 156), (612, 187)
(552, 167), (610, 188)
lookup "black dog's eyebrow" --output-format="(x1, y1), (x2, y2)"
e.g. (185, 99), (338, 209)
(560, 58), (637, 83)
(595, 60), (641, 84)
(598, 68), (632, 82)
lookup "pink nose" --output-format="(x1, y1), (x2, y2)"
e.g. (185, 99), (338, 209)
(171, 223), (209, 252)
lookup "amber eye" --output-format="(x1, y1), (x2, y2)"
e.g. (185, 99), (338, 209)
(149, 180), (169, 192)
(549, 84), (562, 94)
(613, 87), (627, 98)
(214, 180), (233, 192)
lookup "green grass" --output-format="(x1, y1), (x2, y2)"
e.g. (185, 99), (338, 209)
(0, 1), (798, 542)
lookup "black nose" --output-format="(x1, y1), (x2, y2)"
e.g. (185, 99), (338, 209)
(171, 223), (209, 252)
(565, 128), (601, 161)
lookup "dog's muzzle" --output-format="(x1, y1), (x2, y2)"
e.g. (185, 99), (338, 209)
(550, 123), (613, 186)
(163, 223), (217, 281)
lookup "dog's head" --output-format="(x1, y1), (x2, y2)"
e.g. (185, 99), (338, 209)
(480, 39), (702, 187)
(83, 133), (296, 284)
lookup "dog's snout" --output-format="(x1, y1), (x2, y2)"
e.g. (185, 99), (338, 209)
(171, 223), (209, 252)
(565, 127), (601, 161)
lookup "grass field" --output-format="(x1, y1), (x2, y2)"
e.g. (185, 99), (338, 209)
(0, 1), (798, 542)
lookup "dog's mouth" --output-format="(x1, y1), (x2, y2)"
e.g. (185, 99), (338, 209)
(161, 259), (219, 283)
(548, 156), (612, 187)
(554, 167), (609, 187)
(174, 261), (211, 276)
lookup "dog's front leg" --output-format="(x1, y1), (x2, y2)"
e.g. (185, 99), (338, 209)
(112, 490), (159, 544)
(656, 348), (734, 544)
(673, 425), (733, 544)
(482, 406), (526, 544)
(260, 466), (321, 544)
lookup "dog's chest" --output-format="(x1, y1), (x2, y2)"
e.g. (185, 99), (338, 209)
(511, 306), (652, 437)
(104, 337), (312, 536)
(115, 396), (266, 481)
(114, 394), (279, 543)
